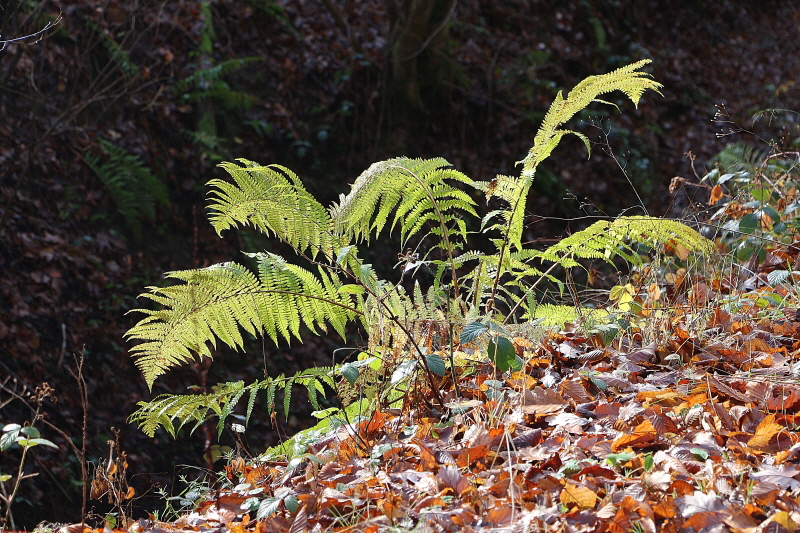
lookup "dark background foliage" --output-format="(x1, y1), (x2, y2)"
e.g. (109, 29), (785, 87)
(1, 0), (798, 525)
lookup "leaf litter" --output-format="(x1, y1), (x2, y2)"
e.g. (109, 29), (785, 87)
(109, 258), (800, 533)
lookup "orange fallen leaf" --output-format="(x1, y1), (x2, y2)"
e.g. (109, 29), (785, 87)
(709, 184), (723, 205)
(559, 482), (597, 510)
(747, 414), (784, 448)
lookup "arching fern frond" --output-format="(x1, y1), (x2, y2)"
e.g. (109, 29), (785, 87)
(520, 59), (663, 178)
(712, 141), (771, 177)
(209, 160), (337, 259)
(126, 254), (360, 388)
(540, 216), (713, 266)
(330, 157), (477, 247)
(129, 366), (337, 437)
(85, 138), (169, 240)
(477, 174), (532, 251)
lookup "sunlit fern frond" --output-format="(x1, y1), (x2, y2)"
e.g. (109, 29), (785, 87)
(520, 59), (663, 178)
(477, 174), (532, 251)
(523, 303), (609, 328)
(540, 216), (713, 267)
(209, 160), (337, 259)
(330, 157), (477, 248)
(128, 366), (337, 437)
(126, 253), (360, 388)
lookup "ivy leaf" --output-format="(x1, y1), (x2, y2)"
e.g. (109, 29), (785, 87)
(487, 336), (520, 373)
(460, 321), (488, 344)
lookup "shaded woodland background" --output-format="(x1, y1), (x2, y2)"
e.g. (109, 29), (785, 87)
(1, 0), (799, 525)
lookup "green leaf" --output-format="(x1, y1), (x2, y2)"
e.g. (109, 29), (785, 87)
(487, 336), (519, 373)
(760, 205), (780, 223)
(0, 429), (20, 451)
(284, 493), (299, 513)
(738, 213), (758, 235)
(690, 447), (709, 461)
(605, 452), (634, 467)
(20, 427), (40, 438)
(337, 284), (365, 295)
(424, 354), (446, 377)
(391, 360), (417, 385)
(460, 321), (488, 344)
(336, 245), (355, 264)
(258, 497), (281, 519)
(590, 376), (608, 391)
(25, 438), (57, 449)
(340, 363), (359, 384)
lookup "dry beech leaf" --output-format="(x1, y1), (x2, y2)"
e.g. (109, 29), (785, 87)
(520, 386), (567, 415)
(437, 465), (469, 496)
(611, 419), (658, 451)
(559, 483), (597, 510)
(747, 414), (784, 448)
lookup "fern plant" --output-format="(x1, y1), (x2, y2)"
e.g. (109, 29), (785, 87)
(126, 60), (712, 439)
(177, 0), (263, 162)
(85, 138), (169, 240)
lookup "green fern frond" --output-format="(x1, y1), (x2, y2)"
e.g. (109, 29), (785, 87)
(87, 21), (139, 80)
(209, 160), (337, 259)
(520, 59), (662, 177)
(523, 304), (609, 327)
(182, 88), (259, 110)
(540, 216), (713, 266)
(174, 57), (263, 94)
(330, 157), (477, 247)
(128, 367), (337, 437)
(126, 254), (360, 388)
(713, 141), (771, 176)
(85, 139), (169, 239)
(477, 174), (532, 251)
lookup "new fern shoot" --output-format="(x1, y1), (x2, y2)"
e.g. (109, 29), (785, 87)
(126, 60), (711, 439)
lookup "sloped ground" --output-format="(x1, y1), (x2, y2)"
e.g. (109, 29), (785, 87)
(110, 244), (800, 532)
(1, 0), (800, 526)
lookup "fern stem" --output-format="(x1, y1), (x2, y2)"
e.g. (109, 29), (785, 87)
(250, 289), (364, 316)
(448, 322), (460, 398)
(502, 260), (563, 325)
(392, 164), (461, 301)
(487, 178), (529, 315)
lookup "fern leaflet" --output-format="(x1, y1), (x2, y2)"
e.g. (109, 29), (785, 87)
(209, 160), (338, 259)
(126, 254), (360, 388)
